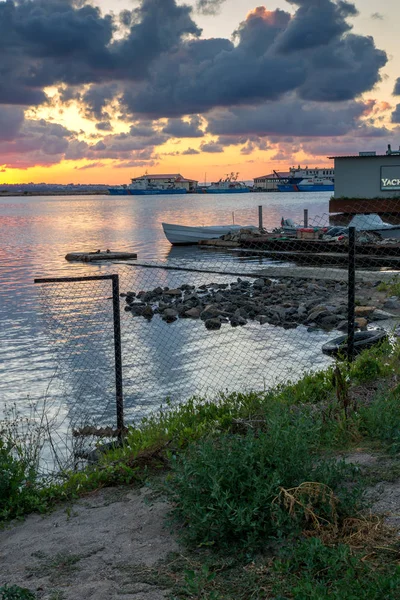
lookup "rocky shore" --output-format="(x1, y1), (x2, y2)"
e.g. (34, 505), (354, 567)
(122, 277), (395, 332)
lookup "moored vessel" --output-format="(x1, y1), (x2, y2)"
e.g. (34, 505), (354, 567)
(109, 173), (197, 195)
(197, 173), (250, 194)
(276, 166), (335, 192)
(162, 222), (254, 245)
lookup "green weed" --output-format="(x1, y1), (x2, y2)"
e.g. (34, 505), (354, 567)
(274, 537), (400, 599)
(168, 408), (360, 550)
(0, 586), (36, 600)
(377, 276), (400, 297)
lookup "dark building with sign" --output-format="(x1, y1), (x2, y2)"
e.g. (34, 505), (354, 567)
(329, 147), (400, 214)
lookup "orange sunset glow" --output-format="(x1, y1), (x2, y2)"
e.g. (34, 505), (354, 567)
(1, 0), (400, 185)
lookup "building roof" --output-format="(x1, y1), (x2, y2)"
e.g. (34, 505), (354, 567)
(328, 154), (395, 159)
(132, 173), (198, 182)
(254, 171), (290, 180)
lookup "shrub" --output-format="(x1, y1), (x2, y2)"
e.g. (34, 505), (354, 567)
(169, 409), (360, 550)
(0, 438), (43, 521)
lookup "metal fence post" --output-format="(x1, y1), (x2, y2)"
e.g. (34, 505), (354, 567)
(347, 227), (356, 362)
(258, 205), (263, 231)
(304, 209), (309, 228)
(111, 274), (125, 437)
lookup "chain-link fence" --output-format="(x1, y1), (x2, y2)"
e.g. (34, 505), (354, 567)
(32, 199), (400, 473)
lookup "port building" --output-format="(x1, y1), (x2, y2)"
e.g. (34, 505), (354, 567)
(329, 146), (400, 213)
(131, 173), (198, 192)
(253, 172), (290, 191)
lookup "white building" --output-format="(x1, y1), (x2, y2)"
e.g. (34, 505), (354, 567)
(253, 172), (290, 191)
(131, 173), (197, 192)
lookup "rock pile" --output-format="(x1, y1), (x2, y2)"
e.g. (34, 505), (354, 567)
(120, 277), (392, 332)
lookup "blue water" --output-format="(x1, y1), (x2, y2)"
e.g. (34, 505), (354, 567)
(0, 192), (334, 436)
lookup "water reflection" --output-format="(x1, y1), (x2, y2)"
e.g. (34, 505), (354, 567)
(1, 192), (333, 433)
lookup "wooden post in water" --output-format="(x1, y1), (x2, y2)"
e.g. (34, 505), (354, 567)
(347, 227), (356, 362)
(304, 209), (309, 228)
(258, 205), (263, 231)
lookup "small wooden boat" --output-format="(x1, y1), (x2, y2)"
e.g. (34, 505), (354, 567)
(162, 222), (255, 245)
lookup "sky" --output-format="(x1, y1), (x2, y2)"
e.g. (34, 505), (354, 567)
(1, 0), (400, 184)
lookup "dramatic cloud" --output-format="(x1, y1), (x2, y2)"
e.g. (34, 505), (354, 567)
(0, 0), (392, 169)
(394, 78), (400, 96)
(196, 0), (226, 15)
(0, 0), (200, 106)
(181, 147), (200, 155)
(391, 105), (400, 124)
(120, 2), (386, 118)
(200, 141), (224, 153)
(0, 117), (74, 168)
(162, 116), (204, 137)
(207, 97), (369, 138)
(279, 0), (358, 53)
(0, 107), (25, 141)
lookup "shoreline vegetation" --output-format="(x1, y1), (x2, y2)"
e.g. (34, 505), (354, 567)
(2, 335), (400, 598)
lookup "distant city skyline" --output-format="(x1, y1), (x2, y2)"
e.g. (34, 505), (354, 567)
(1, 0), (400, 184)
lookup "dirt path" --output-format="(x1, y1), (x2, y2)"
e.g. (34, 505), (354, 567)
(0, 486), (178, 600)
(345, 451), (400, 532)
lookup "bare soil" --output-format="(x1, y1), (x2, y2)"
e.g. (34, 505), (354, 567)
(0, 486), (178, 600)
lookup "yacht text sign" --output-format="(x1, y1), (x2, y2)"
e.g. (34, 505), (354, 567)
(381, 166), (400, 191)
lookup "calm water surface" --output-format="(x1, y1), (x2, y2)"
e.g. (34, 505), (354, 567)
(0, 192), (333, 430)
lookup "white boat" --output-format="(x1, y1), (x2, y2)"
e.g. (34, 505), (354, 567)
(349, 214), (400, 239)
(162, 222), (254, 245)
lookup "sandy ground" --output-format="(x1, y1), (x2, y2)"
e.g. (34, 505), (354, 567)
(345, 451), (400, 532)
(0, 486), (178, 600)
(1, 453), (400, 599)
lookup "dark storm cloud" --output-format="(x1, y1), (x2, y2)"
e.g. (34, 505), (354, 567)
(82, 84), (119, 120)
(120, 2), (386, 118)
(279, 0), (358, 53)
(207, 98), (367, 138)
(196, 0), (226, 15)
(0, 0), (200, 106)
(393, 78), (400, 96)
(0, 0), (114, 104)
(0, 106), (25, 141)
(162, 116), (204, 137)
(0, 0), (389, 157)
(391, 105), (400, 124)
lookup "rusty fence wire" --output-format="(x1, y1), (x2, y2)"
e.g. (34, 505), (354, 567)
(32, 199), (400, 474)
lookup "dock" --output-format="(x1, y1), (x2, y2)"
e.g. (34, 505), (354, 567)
(66, 251), (137, 262)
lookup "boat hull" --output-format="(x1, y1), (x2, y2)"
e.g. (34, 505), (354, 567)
(196, 187), (250, 194)
(162, 223), (248, 245)
(278, 184), (334, 192)
(109, 188), (187, 195)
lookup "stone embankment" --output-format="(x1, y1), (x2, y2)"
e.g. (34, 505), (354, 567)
(122, 277), (396, 332)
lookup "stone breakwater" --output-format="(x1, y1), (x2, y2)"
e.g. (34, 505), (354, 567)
(122, 277), (394, 332)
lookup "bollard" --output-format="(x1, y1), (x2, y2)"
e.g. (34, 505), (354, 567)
(258, 205), (263, 230)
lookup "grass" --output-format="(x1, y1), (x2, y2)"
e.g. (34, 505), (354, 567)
(377, 275), (400, 297)
(2, 341), (400, 597)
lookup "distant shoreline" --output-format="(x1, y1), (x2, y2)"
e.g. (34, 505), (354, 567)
(0, 190), (109, 197)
